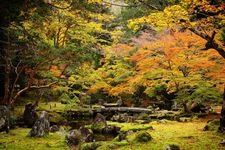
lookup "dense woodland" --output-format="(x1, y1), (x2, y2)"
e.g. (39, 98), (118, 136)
(1, 0), (225, 149)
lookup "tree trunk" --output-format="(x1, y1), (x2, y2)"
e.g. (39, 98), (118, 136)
(3, 55), (11, 105)
(219, 86), (225, 132)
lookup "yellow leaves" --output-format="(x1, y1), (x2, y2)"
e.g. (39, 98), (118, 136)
(88, 81), (111, 94)
(109, 83), (133, 96)
(87, 0), (102, 4)
(89, 13), (115, 22)
(111, 29), (124, 43)
(68, 75), (76, 82)
(127, 5), (188, 32)
(85, 22), (104, 33)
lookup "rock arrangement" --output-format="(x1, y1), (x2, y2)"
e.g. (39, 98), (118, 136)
(0, 106), (10, 133)
(28, 111), (50, 137)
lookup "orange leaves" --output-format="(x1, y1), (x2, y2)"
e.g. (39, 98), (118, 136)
(50, 64), (67, 78)
(91, 29), (225, 97)
(50, 66), (61, 77)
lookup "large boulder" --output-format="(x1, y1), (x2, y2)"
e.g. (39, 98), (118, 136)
(0, 106), (10, 133)
(91, 113), (107, 132)
(79, 126), (94, 142)
(28, 111), (50, 137)
(100, 125), (120, 136)
(65, 127), (95, 147)
(23, 102), (38, 127)
(65, 129), (82, 147)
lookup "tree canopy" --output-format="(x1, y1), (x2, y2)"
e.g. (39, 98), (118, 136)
(0, 0), (225, 110)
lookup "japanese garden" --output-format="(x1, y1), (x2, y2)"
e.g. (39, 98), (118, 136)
(1, 0), (225, 149)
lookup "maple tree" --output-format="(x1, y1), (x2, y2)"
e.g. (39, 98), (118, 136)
(120, 0), (225, 129)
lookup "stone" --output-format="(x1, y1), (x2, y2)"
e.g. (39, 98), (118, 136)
(65, 129), (82, 147)
(49, 125), (59, 133)
(58, 126), (66, 134)
(185, 102), (207, 113)
(220, 139), (225, 145)
(0, 106), (10, 133)
(117, 130), (134, 141)
(165, 144), (180, 150)
(79, 126), (94, 142)
(65, 127), (95, 147)
(158, 119), (167, 124)
(118, 132), (127, 141)
(92, 113), (107, 132)
(111, 113), (134, 123)
(102, 125), (120, 135)
(23, 102), (38, 127)
(116, 99), (123, 106)
(28, 111), (50, 137)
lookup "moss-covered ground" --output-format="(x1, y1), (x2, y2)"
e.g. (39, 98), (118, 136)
(0, 119), (225, 150)
(96, 120), (225, 150)
(0, 128), (68, 150)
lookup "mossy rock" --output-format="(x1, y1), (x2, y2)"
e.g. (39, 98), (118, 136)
(65, 129), (83, 147)
(203, 119), (220, 131)
(135, 131), (152, 142)
(91, 123), (106, 133)
(81, 142), (101, 150)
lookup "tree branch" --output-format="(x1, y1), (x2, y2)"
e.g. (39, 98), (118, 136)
(188, 28), (225, 59)
(102, 0), (159, 10)
(10, 81), (58, 104)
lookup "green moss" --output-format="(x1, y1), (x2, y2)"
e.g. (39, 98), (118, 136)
(91, 123), (105, 133)
(107, 121), (153, 132)
(36, 102), (66, 113)
(81, 142), (101, 150)
(203, 119), (220, 131)
(48, 111), (66, 124)
(0, 128), (68, 150)
(97, 120), (225, 150)
(96, 142), (118, 150)
(113, 140), (129, 146)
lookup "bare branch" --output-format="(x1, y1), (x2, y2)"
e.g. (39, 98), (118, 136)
(10, 81), (58, 104)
